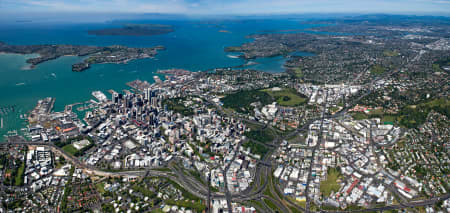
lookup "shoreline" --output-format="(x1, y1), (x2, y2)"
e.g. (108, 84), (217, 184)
(0, 52), (41, 58)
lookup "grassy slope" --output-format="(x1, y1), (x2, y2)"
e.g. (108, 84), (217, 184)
(263, 88), (307, 107)
(320, 168), (342, 197)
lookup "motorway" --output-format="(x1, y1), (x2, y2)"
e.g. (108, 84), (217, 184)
(3, 122), (449, 213)
(3, 66), (448, 212)
(5, 127), (448, 213)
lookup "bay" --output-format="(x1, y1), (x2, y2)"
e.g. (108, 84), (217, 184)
(0, 19), (318, 139)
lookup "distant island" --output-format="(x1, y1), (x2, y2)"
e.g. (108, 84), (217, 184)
(0, 41), (164, 72)
(88, 24), (174, 36)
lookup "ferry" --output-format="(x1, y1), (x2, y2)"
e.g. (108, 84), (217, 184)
(227, 54), (240, 59)
(92, 91), (107, 102)
(7, 130), (18, 135)
(245, 61), (258, 66)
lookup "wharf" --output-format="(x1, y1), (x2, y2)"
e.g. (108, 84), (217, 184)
(108, 89), (118, 95)
(123, 89), (133, 95)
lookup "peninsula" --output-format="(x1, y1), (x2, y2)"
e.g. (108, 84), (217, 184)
(88, 24), (174, 36)
(0, 41), (165, 72)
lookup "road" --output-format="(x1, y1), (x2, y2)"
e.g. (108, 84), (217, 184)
(3, 66), (447, 212)
(305, 90), (328, 212)
(3, 129), (449, 213)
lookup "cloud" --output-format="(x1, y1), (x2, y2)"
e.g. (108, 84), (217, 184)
(1, 0), (189, 13)
(1, 0), (449, 14)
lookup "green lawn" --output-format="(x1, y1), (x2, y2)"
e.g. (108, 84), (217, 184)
(370, 65), (386, 75)
(383, 50), (399, 57)
(62, 144), (78, 156)
(243, 120), (264, 131)
(244, 128), (275, 144)
(14, 161), (25, 186)
(294, 67), (304, 78)
(242, 141), (269, 157)
(221, 88), (307, 111)
(289, 206), (303, 213)
(221, 89), (274, 113)
(368, 108), (384, 116)
(263, 198), (281, 212)
(166, 200), (205, 212)
(381, 115), (396, 124)
(96, 182), (105, 194)
(350, 112), (368, 120)
(287, 197), (306, 208)
(163, 97), (194, 116)
(263, 184), (275, 198)
(296, 201), (306, 208)
(432, 64), (444, 72)
(432, 57), (449, 73)
(398, 98), (449, 128)
(263, 88), (307, 107)
(329, 106), (340, 113)
(320, 168), (342, 197)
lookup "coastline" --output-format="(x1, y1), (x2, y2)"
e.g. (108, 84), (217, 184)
(0, 52), (41, 57)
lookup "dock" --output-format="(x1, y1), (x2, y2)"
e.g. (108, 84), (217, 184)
(126, 79), (151, 91)
(153, 76), (162, 84)
(0, 105), (16, 116)
(123, 89), (133, 95)
(65, 102), (83, 113)
(108, 89), (118, 95)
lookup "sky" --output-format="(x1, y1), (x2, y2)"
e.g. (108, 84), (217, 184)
(1, 0), (450, 18)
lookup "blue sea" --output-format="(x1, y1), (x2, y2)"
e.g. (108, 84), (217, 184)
(0, 19), (318, 139)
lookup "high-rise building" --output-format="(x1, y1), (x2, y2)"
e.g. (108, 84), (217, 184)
(112, 92), (119, 104)
(144, 88), (151, 101)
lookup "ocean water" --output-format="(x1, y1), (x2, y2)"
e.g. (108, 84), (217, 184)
(0, 19), (318, 139)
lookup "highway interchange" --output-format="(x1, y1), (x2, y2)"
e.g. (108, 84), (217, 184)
(2, 65), (449, 212)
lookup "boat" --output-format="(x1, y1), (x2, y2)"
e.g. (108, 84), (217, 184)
(227, 54), (240, 59)
(92, 91), (107, 102)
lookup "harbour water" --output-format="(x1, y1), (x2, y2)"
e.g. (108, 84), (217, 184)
(0, 19), (318, 139)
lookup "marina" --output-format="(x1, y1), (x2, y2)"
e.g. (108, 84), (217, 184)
(0, 19), (305, 139)
(76, 103), (96, 111)
(0, 105), (16, 116)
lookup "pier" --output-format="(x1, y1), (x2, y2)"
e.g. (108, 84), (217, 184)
(123, 89), (133, 95)
(108, 89), (118, 95)
(64, 102), (83, 113)
(0, 105), (16, 116)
